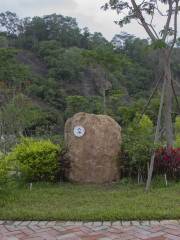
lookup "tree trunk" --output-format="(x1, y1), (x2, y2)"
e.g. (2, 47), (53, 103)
(145, 49), (174, 191)
(145, 78), (166, 191)
(160, 49), (174, 147)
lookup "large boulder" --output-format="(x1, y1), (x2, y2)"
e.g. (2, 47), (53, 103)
(64, 112), (121, 184)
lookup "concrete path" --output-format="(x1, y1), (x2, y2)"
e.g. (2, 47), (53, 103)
(0, 220), (180, 240)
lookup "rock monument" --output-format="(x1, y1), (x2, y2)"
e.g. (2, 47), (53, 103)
(64, 112), (121, 184)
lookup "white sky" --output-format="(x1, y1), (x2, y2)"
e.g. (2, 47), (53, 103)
(0, 0), (179, 41)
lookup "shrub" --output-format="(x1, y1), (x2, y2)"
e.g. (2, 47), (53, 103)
(154, 147), (180, 179)
(5, 138), (60, 182)
(123, 114), (154, 181)
(175, 116), (180, 148)
(0, 152), (8, 185)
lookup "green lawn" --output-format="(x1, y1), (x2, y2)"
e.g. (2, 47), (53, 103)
(0, 181), (179, 221)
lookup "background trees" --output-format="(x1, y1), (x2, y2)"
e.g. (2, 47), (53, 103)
(103, 0), (180, 190)
(103, 0), (179, 144)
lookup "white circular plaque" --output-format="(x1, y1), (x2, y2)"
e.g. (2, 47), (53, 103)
(73, 126), (85, 137)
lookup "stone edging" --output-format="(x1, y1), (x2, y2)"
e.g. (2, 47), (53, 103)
(0, 220), (179, 227)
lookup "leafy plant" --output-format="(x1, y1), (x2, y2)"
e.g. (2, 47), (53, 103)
(65, 95), (103, 118)
(0, 48), (31, 87)
(0, 152), (8, 185)
(154, 147), (180, 179)
(175, 116), (180, 148)
(5, 138), (61, 182)
(123, 114), (154, 181)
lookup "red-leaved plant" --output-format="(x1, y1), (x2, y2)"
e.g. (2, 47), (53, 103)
(154, 147), (180, 179)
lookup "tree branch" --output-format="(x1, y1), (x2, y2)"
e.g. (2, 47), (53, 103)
(140, 73), (163, 120)
(162, 0), (173, 41)
(149, 24), (160, 39)
(131, 0), (157, 41)
(155, 5), (168, 17)
(170, 0), (179, 51)
(137, 18), (159, 39)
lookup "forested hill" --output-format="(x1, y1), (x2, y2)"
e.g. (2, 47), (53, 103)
(0, 12), (180, 146)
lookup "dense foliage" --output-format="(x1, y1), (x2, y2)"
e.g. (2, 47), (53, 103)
(175, 116), (180, 148)
(5, 138), (60, 182)
(0, 153), (8, 185)
(154, 147), (180, 179)
(0, 12), (161, 151)
(0, 11), (179, 182)
(122, 115), (154, 181)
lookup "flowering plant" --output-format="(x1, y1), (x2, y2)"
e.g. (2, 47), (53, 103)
(154, 147), (180, 179)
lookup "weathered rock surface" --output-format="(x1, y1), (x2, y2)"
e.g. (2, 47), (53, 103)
(64, 112), (121, 184)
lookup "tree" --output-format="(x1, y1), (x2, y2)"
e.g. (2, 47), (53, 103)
(80, 27), (91, 49)
(112, 32), (134, 50)
(0, 94), (52, 152)
(90, 32), (109, 49)
(103, 0), (180, 190)
(0, 11), (20, 36)
(22, 16), (47, 48)
(43, 14), (81, 47)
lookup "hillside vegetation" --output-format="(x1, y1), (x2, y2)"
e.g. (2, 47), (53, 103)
(0, 12), (180, 151)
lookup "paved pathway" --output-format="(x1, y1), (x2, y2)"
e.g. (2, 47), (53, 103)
(0, 220), (180, 240)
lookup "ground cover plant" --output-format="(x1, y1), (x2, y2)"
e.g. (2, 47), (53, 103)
(0, 180), (179, 221)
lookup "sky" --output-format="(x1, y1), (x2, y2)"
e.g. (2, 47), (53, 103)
(0, 0), (178, 41)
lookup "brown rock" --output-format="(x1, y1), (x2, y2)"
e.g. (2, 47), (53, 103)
(64, 112), (121, 184)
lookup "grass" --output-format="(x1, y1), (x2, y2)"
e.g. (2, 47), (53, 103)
(0, 180), (179, 221)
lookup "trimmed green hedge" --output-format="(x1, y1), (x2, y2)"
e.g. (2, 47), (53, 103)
(5, 138), (61, 182)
